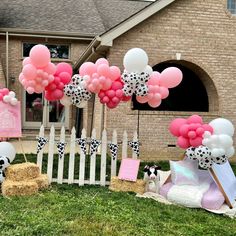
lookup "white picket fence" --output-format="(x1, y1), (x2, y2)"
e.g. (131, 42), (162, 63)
(36, 125), (139, 186)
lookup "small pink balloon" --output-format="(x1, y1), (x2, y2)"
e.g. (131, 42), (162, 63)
(107, 101), (117, 109)
(88, 84), (96, 93)
(177, 136), (190, 149)
(196, 127), (204, 136)
(136, 96), (148, 104)
(148, 98), (162, 108)
(19, 73), (25, 82)
(109, 66), (121, 81)
(42, 80), (49, 87)
(189, 137), (203, 147)
(55, 62), (73, 77)
(21, 79), (28, 87)
(115, 89), (123, 98)
(27, 87), (35, 94)
(111, 81), (123, 90)
(92, 78), (99, 87)
(92, 73), (99, 79)
(202, 124), (214, 134)
(147, 93), (154, 100)
(22, 57), (31, 66)
(169, 118), (187, 137)
(79, 62), (97, 76)
(112, 97), (120, 104)
(0, 94), (3, 101)
(159, 86), (169, 99)
(48, 83), (57, 91)
(97, 64), (111, 77)
(102, 96), (109, 103)
(187, 115), (203, 124)
(29, 44), (50, 68)
(35, 86), (43, 94)
(148, 72), (161, 85)
(153, 85), (160, 93)
(179, 124), (189, 138)
(54, 77), (60, 85)
(60, 72), (71, 85)
(1, 88), (9, 96)
(153, 93), (161, 100)
(159, 67), (183, 88)
(48, 75), (54, 83)
(99, 76), (106, 84)
(106, 90), (116, 98)
(28, 80), (36, 87)
(188, 131), (197, 139)
(95, 58), (109, 67)
(43, 72), (49, 80)
(52, 89), (64, 100)
(102, 79), (112, 90)
(35, 77), (43, 83)
(148, 85), (154, 93)
(58, 82), (65, 90)
(122, 95), (131, 102)
(22, 64), (37, 80)
(44, 62), (56, 75)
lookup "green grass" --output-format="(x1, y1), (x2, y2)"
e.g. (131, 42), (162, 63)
(0, 154), (235, 236)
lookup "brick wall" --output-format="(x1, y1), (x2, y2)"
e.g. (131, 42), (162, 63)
(101, 0), (236, 161)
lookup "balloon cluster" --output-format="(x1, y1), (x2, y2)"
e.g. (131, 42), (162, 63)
(169, 115), (213, 149)
(63, 74), (91, 107)
(45, 63), (73, 101)
(80, 58), (121, 94)
(19, 45), (56, 94)
(136, 68), (183, 108)
(0, 88), (18, 106)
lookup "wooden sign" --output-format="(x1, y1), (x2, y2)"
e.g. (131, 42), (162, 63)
(118, 158), (140, 182)
(0, 101), (22, 137)
(210, 161), (236, 209)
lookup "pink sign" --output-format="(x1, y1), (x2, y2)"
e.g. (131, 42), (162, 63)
(118, 158), (140, 182)
(0, 101), (22, 138)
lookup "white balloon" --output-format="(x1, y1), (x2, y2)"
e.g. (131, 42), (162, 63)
(3, 95), (10, 103)
(218, 134), (233, 149)
(144, 65), (153, 75)
(10, 98), (18, 106)
(123, 48), (148, 73)
(0, 142), (16, 163)
(209, 118), (234, 137)
(8, 91), (16, 98)
(211, 148), (225, 157)
(225, 147), (235, 158)
(60, 96), (72, 107)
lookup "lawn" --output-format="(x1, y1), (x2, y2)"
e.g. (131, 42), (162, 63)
(0, 155), (235, 236)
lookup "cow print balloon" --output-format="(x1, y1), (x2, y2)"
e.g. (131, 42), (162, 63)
(194, 145), (211, 160)
(213, 155), (228, 165)
(199, 156), (213, 169)
(185, 146), (197, 160)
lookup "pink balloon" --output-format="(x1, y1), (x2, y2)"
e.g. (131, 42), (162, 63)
(60, 72), (71, 85)
(44, 62), (56, 75)
(187, 115), (203, 124)
(47, 83), (57, 91)
(153, 85), (160, 93)
(115, 89), (123, 98)
(109, 66), (121, 81)
(136, 96), (148, 104)
(107, 101), (117, 109)
(147, 93), (154, 100)
(189, 137), (202, 147)
(42, 80), (49, 87)
(35, 77), (43, 83)
(169, 118), (187, 137)
(102, 79), (112, 90)
(88, 84), (96, 93)
(52, 89), (64, 100)
(112, 97), (120, 104)
(54, 77), (60, 85)
(55, 62), (73, 77)
(148, 98), (162, 108)
(58, 82), (65, 90)
(179, 124), (189, 138)
(106, 90), (116, 98)
(97, 64), (111, 77)
(26, 87), (35, 94)
(202, 124), (214, 134)
(22, 57), (31, 66)
(19, 73), (25, 82)
(149, 72), (161, 85)
(196, 127), (204, 136)
(98, 91), (105, 99)
(122, 95), (131, 102)
(159, 67), (183, 88)
(159, 86), (169, 99)
(79, 62), (97, 76)
(177, 136), (190, 149)
(102, 96), (109, 103)
(1, 88), (9, 96)
(29, 44), (50, 68)
(95, 58), (109, 66)
(92, 78), (99, 87)
(0, 94), (3, 101)
(188, 131), (197, 139)
(22, 64), (37, 80)
(28, 80), (36, 87)
(48, 75), (54, 83)
(111, 81), (123, 90)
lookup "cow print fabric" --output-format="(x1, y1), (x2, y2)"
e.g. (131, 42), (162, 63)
(108, 143), (119, 160)
(56, 142), (67, 159)
(36, 137), (48, 154)
(128, 141), (140, 157)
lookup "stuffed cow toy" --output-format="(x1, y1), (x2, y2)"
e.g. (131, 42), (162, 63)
(0, 156), (11, 183)
(143, 165), (161, 193)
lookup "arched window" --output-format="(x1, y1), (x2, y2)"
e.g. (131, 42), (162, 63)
(227, 0), (236, 14)
(132, 62), (209, 112)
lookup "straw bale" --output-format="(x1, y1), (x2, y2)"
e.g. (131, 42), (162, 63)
(34, 174), (49, 190)
(5, 163), (40, 181)
(109, 177), (145, 194)
(2, 180), (38, 196)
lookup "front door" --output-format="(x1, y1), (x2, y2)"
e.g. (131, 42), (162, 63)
(23, 92), (69, 129)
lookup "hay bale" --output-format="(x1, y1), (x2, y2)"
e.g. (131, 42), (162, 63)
(109, 177), (145, 194)
(2, 180), (38, 196)
(34, 174), (49, 190)
(5, 163), (40, 181)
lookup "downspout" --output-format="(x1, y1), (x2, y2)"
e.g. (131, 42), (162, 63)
(6, 31), (9, 88)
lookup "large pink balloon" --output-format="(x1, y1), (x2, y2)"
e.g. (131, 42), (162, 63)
(169, 118), (187, 137)
(159, 67), (183, 88)
(55, 63), (73, 77)
(109, 66), (121, 81)
(136, 96), (148, 104)
(22, 64), (37, 80)
(187, 115), (203, 124)
(29, 44), (50, 68)
(95, 58), (109, 66)
(79, 62), (97, 76)
(177, 136), (190, 149)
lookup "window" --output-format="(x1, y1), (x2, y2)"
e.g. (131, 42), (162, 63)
(23, 43), (70, 59)
(132, 62), (209, 112)
(227, 0), (236, 14)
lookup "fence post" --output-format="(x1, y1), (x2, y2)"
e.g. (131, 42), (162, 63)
(47, 125), (55, 184)
(57, 126), (65, 184)
(68, 127), (76, 184)
(110, 129), (117, 177)
(132, 131), (138, 159)
(100, 129), (107, 186)
(37, 124), (44, 173)
(79, 128), (86, 186)
(89, 128), (96, 185)
(122, 130), (128, 159)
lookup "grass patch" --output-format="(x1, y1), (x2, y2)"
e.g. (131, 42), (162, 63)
(0, 154), (235, 236)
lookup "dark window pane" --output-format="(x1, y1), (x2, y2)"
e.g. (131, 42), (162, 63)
(132, 62), (209, 112)
(227, 0), (236, 14)
(23, 43), (69, 59)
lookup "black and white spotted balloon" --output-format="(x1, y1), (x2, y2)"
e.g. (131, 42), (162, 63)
(185, 146), (197, 160)
(194, 145), (211, 160)
(0, 156), (11, 183)
(199, 156), (214, 169)
(213, 155), (228, 165)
